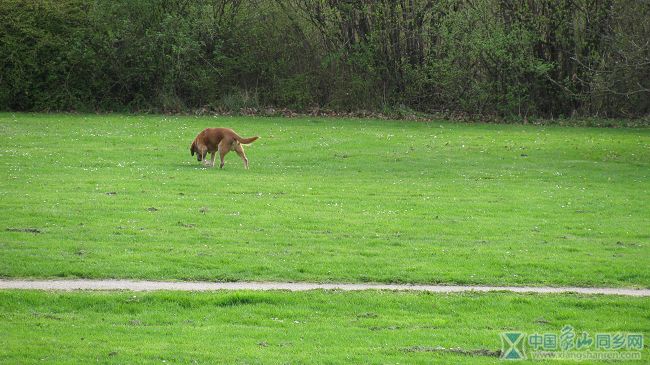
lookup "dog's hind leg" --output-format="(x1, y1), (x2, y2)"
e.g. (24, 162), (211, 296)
(218, 140), (231, 169)
(234, 143), (249, 169)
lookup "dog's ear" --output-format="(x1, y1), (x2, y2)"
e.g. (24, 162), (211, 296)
(190, 141), (195, 156)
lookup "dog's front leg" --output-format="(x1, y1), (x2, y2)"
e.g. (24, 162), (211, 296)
(209, 152), (216, 167)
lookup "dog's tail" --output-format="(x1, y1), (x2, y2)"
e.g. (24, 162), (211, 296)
(236, 135), (259, 144)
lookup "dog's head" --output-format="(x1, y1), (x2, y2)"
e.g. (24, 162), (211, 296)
(190, 141), (196, 156)
(190, 140), (201, 161)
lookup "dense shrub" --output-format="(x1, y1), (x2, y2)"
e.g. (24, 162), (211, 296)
(0, 0), (648, 117)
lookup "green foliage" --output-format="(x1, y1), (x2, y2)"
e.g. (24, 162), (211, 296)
(218, 88), (259, 111)
(268, 75), (314, 110)
(0, 0), (94, 110)
(0, 0), (648, 117)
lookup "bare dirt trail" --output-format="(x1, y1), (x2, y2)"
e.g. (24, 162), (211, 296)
(0, 280), (648, 296)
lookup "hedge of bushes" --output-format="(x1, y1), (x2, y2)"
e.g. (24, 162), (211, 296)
(1, 0), (648, 118)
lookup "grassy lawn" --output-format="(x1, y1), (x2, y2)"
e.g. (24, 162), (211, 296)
(0, 290), (648, 364)
(0, 113), (648, 287)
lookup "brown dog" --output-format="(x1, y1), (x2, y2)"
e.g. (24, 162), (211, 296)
(190, 128), (259, 169)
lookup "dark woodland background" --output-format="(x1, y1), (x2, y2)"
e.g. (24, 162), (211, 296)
(1, 0), (649, 118)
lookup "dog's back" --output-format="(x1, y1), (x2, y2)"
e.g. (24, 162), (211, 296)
(201, 128), (258, 148)
(199, 128), (227, 151)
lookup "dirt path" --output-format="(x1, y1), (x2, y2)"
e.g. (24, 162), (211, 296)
(0, 279), (648, 296)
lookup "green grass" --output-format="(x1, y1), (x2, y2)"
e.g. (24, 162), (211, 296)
(1, 290), (648, 364)
(0, 113), (649, 287)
